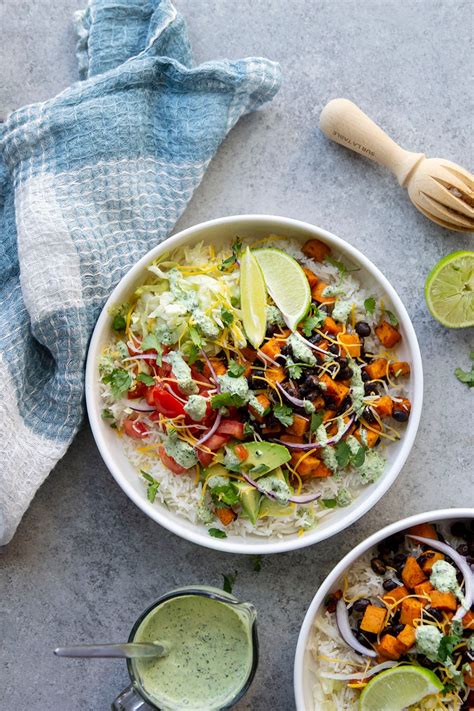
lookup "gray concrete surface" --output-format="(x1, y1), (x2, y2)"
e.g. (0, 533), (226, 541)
(1, 1), (473, 709)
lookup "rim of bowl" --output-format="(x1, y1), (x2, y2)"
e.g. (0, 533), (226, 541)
(293, 507), (474, 710)
(85, 214), (423, 554)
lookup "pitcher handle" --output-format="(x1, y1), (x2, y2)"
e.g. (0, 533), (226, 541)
(112, 684), (152, 710)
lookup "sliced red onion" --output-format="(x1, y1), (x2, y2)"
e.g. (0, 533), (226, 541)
(336, 599), (377, 658)
(201, 350), (220, 390)
(126, 339), (142, 354)
(319, 660), (396, 681)
(125, 399), (155, 412)
(242, 472), (320, 505)
(194, 411), (222, 447)
(257, 349), (281, 368)
(163, 383), (187, 403)
(123, 354), (158, 362)
(130, 422), (150, 439)
(276, 381), (308, 408)
(298, 334), (338, 357)
(407, 534), (473, 618)
(274, 416), (355, 450)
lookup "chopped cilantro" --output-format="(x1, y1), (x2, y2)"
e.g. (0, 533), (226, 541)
(187, 344), (200, 365)
(227, 359), (246, 378)
(137, 373), (155, 386)
(325, 255), (347, 276)
(364, 296), (376, 315)
(385, 309), (399, 327)
(111, 303), (129, 331)
(335, 440), (351, 468)
(219, 237), (243, 271)
(101, 408), (114, 420)
(243, 421), (256, 437)
(208, 528), (227, 539)
(351, 445), (366, 468)
(230, 296), (240, 308)
(222, 571), (237, 593)
(188, 326), (203, 348)
(141, 470), (160, 503)
(252, 555), (262, 572)
(310, 411), (323, 433)
(321, 498), (337, 508)
(301, 306), (325, 336)
(273, 403), (294, 427)
(455, 351), (474, 388)
(102, 368), (132, 397)
(286, 358), (302, 379)
(437, 634), (461, 663)
(211, 484), (240, 508)
(211, 392), (246, 409)
(221, 308), (234, 326)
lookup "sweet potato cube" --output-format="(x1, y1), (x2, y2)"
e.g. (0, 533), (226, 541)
(375, 320), (401, 348)
(291, 454), (321, 479)
(414, 581), (434, 597)
(373, 396), (393, 418)
(287, 414), (309, 437)
(429, 591), (457, 611)
(249, 393), (271, 422)
(382, 585), (409, 605)
(266, 365), (286, 384)
(389, 361), (410, 377)
(302, 238), (331, 262)
(260, 338), (282, 360)
(312, 395), (326, 410)
(314, 462), (333, 478)
(408, 523), (438, 540)
(365, 358), (388, 380)
(463, 610), (474, 630)
(319, 374), (349, 407)
(402, 557), (427, 589)
(215, 507), (236, 526)
(240, 347), (258, 363)
(261, 422), (282, 436)
(354, 423), (381, 448)
(400, 598), (425, 626)
(302, 267), (318, 288)
(204, 358), (226, 377)
(464, 662), (474, 688)
(323, 316), (343, 334)
(339, 333), (361, 357)
(397, 624), (416, 650)
(360, 605), (387, 634)
(311, 281), (335, 305)
(419, 551), (444, 574)
(377, 634), (405, 660)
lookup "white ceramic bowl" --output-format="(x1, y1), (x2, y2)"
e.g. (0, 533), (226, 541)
(294, 508), (474, 710)
(85, 214), (423, 554)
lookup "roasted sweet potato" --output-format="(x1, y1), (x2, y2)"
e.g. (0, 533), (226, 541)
(373, 395), (393, 418)
(261, 422), (282, 435)
(389, 361), (410, 377)
(414, 581), (434, 597)
(266, 365), (286, 384)
(287, 414), (309, 437)
(260, 338), (282, 360)
(338, 333), (361, 357)
(302, 238), (331, 262)
(249, 393), (271, 421)
(313, 462), (333, 477)
(365, 358), (388, 380)
(402, 557), (427, 589)
(215, 507), (236, 526)
(311, 281), (335, 305)
(463, 610), (474, 630)
(419, 551), (444, 574)
(375, 320), (401, 348)
(319, 374), (350, 407)
(464, 662), (474, 688)
(429, 591), (457, 611)
(323, 316), (343, 335)
(377, 634), (405, 660)
(240, 347), (258, 363)
(360, 605), (387, 634)
(354, 423), (381, 448)
(291, 453), (321, 478)
(204, 357), (227, 377)
(408, 523), (438, 540)
(400, 598), (425, 626)
(302, 266), (318, 288)
(397, 624), (416, 650)
(382, 585), (408, 605)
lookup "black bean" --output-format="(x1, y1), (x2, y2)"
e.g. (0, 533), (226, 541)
(417, 551), (435, 568)
(353, 598), (371, 612)
(382, 625), (397, 637)
(417, 654), (436, 670)
(355, 321), (371, 337)
(280, 344), (291, 357)
(467, 556), (474, 566)
(309, 332), (322, 344)
(329, 344), (340, 355)
(392, 408), (409, 422)
(457, 543), (469, 557)
(361, 370), (370, 382)
(370, 557), (387, 575)
(265, 323), (278, 337)
(364, 383), (379, 396)
(468, 540), (474, 556)
(451, 521), (467, 538)
(363, 407), (377, 424)
(426, 607), (443, 622)
(336, 366), (353, 381)
(393, 552), (408, 567)
(382, 579), (399, 592)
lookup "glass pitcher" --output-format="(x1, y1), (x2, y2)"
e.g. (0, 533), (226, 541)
(112, 585), (258, 711)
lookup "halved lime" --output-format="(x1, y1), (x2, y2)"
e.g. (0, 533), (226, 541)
(425, 250), (474, 328)
(240, 246), (267, 349)
(253, 248), (311, 330)
(359, 665), (444, 711)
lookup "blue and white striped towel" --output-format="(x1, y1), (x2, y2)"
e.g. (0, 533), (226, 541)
(0, 0), (281, 544)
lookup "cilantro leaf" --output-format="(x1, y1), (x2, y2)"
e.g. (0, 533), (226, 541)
(102, 368), (132, 397)
(385, 309), (399, 327)
(286, 358), (302, 379)
(335, 440), (351, 468)
(455, 352), (474, 388)
(252, 555), (262, 572)
(211, 392), (246, 409)
(351, 445), (366, 468)
(227, 359), (246, 378)
(302, 309), (325, 336)
(111, 303), (129, 331)
(188, 326), (203, 348)
(101, 408), (114, 420)
(364, 296), (376, 315)
(208, 528), (227, 539)
(211, 484), (240, 507)
(243, 421), (256, 437)
(137, 373), (155, 386)
(219, 237), (243, 271)
(437, 634), (460, 663)
(222, 571), (237, 593)
(273, 403), (294, 427)
(187, 344), (200, 365)
(141, 470), (160, 503)
(321, 498), (337, 508)
(141, 333), (163, 364)
(221, 308), (234, 326)
(310, 411), (323, 432)
(326, 255), (347, 276)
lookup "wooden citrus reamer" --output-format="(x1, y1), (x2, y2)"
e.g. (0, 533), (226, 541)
(320, 99), (474, 232)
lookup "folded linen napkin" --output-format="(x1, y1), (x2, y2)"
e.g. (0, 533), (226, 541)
(0, 0), (281, 544)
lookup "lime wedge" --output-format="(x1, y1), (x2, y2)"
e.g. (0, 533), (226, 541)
(253, 248), (311, 330)
(425, 250), (474, 328)
(240, 246), (267, 349)
(359, 665), (444, 711)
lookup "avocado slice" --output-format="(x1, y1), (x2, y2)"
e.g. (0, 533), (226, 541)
(202, 463), (230, 482)
(257, 467), (294, 518)
(232, 481), (260, 525)
(233, 441), (291, 478)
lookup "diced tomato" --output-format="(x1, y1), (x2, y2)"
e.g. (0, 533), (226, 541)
(205, 434), (229, 451)
(145, 386), (156, 406)
(197, 450), (214, 467)
(217, 420), (245, 440)
(127, 380), (148, 399)
(190, 366), (213, 391)
(234, 444), (248, 461)
(158, 445), (188, 475)
(123, 418), (149, 440)
(151, 385), (186, 418)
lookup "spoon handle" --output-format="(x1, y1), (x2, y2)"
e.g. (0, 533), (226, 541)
(320, 98), (424, 186)
(54, 642), (167, 659)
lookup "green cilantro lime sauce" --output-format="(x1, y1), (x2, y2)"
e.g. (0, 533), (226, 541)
(322, 446), (338, 473)
(415, 625), (442, 662)
(349, 359), (365, 417)
(336, 487), (352, 507)
(165, 351), (198, 395)
(217, 374), (249, 400)
(288, 333), (316, 366)
(163, 434), (198, 469)
(357, 450), (385, 483)
(266, 305), (285, 327)
(332, 299), (352, 323)
(316, 424), (329, 446)
(192, 309), (220, 339)
(132, 595), (253, 710)
(430, 560), (467, 607)
(258, 475), (291, 504)
(183, 394), (207, 421)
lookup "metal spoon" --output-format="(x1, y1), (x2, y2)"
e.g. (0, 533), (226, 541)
(54, 642), (168, 659)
